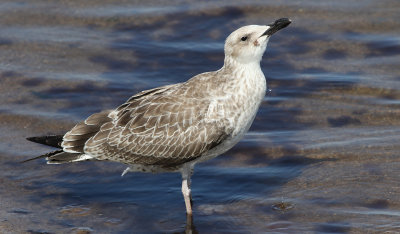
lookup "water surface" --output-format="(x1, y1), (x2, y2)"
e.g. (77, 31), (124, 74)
(1, 0), (400, 233)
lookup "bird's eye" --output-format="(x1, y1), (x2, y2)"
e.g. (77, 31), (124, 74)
(241, 36), (248, 41)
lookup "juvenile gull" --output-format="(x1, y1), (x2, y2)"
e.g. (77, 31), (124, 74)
(25, 18), (291, 215)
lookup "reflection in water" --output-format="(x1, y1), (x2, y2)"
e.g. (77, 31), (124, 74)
(185, 214), (198, 234)
(0, 0), (399, 233)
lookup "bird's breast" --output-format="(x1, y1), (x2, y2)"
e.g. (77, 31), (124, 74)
(230, 71), (266, 136)
(201, 69), (266, 160)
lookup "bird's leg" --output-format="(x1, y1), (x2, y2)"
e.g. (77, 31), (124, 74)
(181, 165), (194, 215)
(182, 177), (192, 215)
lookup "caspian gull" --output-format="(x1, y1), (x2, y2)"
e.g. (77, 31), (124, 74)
(25, 18), (291, 215)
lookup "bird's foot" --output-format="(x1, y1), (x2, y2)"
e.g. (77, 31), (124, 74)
(121, 167), (131, 177)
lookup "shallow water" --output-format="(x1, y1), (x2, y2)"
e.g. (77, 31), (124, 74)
(1, 0), (400, 233)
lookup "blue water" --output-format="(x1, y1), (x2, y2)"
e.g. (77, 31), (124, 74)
(0, 0), (400, 233)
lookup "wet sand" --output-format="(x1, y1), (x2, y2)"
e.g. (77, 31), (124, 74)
(1, 0), (400, 233)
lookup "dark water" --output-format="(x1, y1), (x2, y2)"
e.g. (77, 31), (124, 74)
(1, 0), (400, 233)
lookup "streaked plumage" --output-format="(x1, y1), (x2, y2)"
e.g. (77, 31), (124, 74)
(26, 18), (291, 216)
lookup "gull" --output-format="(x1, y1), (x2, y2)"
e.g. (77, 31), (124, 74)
(25, 18), (291, 216)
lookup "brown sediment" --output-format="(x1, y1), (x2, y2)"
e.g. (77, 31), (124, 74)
(0, 0), (399, 233)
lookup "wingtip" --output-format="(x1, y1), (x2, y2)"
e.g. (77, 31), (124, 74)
(26, 135), (47, 144)
(20, 149), (64, 164)
(25, 135), (64, 148)
(26, 136), (37, 142)
(20, 154), (47, 163)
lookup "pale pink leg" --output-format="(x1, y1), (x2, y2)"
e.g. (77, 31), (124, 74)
(182, 178), (192, 215)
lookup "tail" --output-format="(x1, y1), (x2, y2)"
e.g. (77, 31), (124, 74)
(24, 135), (93, 164)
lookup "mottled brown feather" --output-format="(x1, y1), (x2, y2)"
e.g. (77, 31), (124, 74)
(62, 110), (112, 153)
(82, 82), (233, 167)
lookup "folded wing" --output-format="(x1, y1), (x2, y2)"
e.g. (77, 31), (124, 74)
(62, 84), (232, 167)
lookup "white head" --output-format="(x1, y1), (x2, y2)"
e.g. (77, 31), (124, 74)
(224, 18), (291, 65)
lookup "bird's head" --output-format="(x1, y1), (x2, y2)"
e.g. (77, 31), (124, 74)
(224, 18), (291, 65)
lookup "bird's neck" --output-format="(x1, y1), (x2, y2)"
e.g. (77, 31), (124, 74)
(222, 56), (263, 75)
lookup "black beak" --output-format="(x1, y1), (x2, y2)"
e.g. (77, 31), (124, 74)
(261, 18), (291, 37)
